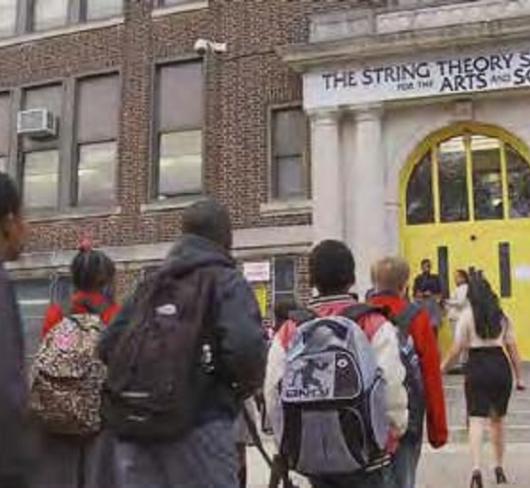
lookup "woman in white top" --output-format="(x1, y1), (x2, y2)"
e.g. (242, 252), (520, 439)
(445, 269), (470, 369)
(442, 272), (525, 488)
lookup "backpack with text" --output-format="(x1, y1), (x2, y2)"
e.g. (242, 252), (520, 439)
(102, 265), (221, 441)
(280, 305), (390, 477)
(391, 303), (425, 440)
(30, 311), (107, 436)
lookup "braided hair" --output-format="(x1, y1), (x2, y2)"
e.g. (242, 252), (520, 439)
(0, 173), (21, 222)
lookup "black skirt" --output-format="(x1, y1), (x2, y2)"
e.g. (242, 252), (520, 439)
(465, 347), (513, 418)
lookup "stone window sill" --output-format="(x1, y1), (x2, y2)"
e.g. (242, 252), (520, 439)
(260, 200), (313, 217)
(152, 1), (208, 18)
(141, 197), (202, 213)
(0, 17), (124, 49)
(27, 206), (122, 223)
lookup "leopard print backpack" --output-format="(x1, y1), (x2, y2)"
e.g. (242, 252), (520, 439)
(30, 314), (106, 436)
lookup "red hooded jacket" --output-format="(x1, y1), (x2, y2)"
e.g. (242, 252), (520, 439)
(42, 291), (121, 337)
(370, 293), (448, 448)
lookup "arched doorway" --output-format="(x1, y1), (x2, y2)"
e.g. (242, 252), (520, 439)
(401, 123), (530, 358)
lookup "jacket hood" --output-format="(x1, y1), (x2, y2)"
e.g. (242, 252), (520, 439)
(165, 234), (235, 276)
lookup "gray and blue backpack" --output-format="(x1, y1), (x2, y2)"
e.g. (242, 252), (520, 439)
(280, 305), (390, 477)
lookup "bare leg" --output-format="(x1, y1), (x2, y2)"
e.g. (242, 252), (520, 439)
(490, 417), (506, 468)
(469, 417), (485, 471)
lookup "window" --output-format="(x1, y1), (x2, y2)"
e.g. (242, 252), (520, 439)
(0, 0), (17, 38)
(21, 84), (62, 210)
(32, 0), (69, 32)
(0, 93), (9, 172)
(16, 279), (50, 359)
(155, 62), (203, 199)
(273, 256), (296, 306)
(507, 145), (530, 219)
(406, 153), (433, 225)
(23, 150), (60, 209)
(83, 0), (122, 20)
(157, 0), (193, 6)
(271, 107), (310, 201)
(406, 127), (530, 225)
(75, 74), (119, 207)
(438, 136), (469, 223)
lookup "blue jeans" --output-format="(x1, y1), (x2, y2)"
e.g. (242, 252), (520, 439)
(310, 465), (397, 488)
(392, 437), (423, 488)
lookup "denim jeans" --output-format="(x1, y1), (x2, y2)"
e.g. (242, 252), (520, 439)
(392, 436), (423, 488)
(310, 465), (397, 488)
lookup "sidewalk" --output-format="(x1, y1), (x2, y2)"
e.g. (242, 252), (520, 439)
(248, 442), (530, 488)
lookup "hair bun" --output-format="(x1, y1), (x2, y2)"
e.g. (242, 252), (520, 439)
(78, 238), (93, 253)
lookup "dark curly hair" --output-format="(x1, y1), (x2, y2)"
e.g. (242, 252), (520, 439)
(0, 173), (21, 222)
(71, 245), (116, 293)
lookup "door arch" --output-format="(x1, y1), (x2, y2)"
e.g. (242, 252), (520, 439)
(400, 123), (530, 358)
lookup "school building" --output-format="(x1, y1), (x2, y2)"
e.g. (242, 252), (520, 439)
(0, 0), (529, 358)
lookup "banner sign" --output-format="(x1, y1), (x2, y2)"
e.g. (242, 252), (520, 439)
(304, 46), (530, 109)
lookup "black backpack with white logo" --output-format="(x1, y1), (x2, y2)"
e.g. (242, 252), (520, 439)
(102, 265), (220, 441)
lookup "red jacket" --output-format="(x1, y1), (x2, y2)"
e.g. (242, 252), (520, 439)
(42, 291), (121, 337)
(370, 293), (448, 449)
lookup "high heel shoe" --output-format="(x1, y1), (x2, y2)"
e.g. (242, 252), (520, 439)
(495, 466), (508, 484)
(470, 470), (484, 488)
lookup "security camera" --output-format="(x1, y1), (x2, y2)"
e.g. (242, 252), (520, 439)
(194, 39), (227, 55)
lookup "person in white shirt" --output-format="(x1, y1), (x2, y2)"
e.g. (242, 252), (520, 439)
(444, 269), (470, 370)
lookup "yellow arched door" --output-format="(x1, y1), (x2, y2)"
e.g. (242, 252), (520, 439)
(401, 123), (530, 358)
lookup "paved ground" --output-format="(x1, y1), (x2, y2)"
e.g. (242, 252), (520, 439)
(247, 441), (530, 488)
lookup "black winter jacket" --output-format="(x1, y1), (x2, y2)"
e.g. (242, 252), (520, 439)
(99, 234), (268, 423)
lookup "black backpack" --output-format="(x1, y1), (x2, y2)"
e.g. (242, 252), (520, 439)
(102, 265), (220, 441)
(391, 303), (425, 440)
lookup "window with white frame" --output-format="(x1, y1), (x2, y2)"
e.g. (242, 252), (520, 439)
(273, 256), (296, 306)
(21, 84), (63, 211)
(83, 0), (122, 21)
(270, 107), (310, 201)
(0, 0), (17, 38)
(0, 93), (10, 173)
(75, 74), (119, 207)
(154, 61), (204, 200)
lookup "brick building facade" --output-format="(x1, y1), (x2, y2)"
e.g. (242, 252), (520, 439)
(1, 0), (364, 353)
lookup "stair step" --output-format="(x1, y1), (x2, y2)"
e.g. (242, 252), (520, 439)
(449, 425), (530, 443)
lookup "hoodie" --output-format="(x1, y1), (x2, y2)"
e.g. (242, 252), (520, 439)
(99, 234), (268, 422)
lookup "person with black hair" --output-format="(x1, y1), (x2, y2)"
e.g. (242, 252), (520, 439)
(442, 272), (525, 488)
(266, 240), (407, 488)
(33, 243), (120, 488)
(0, 173), (31, 488)
(100, 198), (267, 488)
(273, 298), (299, 335)
(413, 258), (443, 335)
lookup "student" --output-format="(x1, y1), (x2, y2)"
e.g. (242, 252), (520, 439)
(370, 257), (448, 488)
(444, 269), (470, 370)
(413, 259), (443, 335)
(265, 240), (407, 488)
(442, 273), (525, 488)
(33, 245), (120, 488)
(0, 173), (31, 488)
(100, 199), (268, 488)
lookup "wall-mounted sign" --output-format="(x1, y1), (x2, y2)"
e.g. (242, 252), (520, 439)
(304, 45), (530, 109)
(243, 261), (271, 283)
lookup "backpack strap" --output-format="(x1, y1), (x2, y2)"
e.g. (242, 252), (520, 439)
(341, 303), (389, 322)
(392, 303), (422, 336)
(287, 308), (318, 326)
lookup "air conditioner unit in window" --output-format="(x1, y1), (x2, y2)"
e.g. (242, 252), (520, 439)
(17, 109), (58, 139)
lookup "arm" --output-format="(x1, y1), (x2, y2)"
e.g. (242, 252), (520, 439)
(371, 322), (409, 436)
(410, 313), (448, 448)
(41, 304), (63, 338)
(504, 320), (525, 389)
(215, 271), (268, 399)
(441, 313), (468, 372)
(0, 270), (30, 487)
